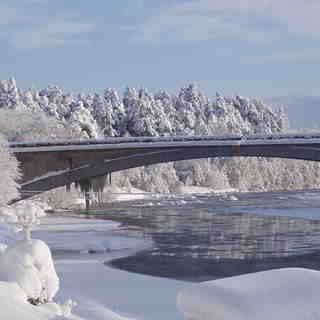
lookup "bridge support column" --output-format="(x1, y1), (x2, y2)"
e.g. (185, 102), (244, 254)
(77, 178), (92, 212)
(85, 192), (90, 212)
(109, 172), (112, 185)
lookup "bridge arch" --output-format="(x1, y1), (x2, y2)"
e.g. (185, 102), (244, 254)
(18, 142), (320, 200)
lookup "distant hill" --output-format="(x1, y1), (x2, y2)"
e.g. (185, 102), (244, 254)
(265, 96), (320, 130)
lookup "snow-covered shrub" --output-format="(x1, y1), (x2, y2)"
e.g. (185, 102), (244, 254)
(0, 109), (76, 142)
(0, 202), (59, 304)
(12, 202), (46, 240)
(0, 238), (59, 303)
(36, 186), (80, 210)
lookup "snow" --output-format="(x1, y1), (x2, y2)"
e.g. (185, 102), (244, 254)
(177, 268), (320, 320)
(100, 186), (151, 202)
(0, 133), (20, 205)
(3, 77), (320, 319)
(84, 186), (237, 205)
(12, 202), (47, 239)
(33, 215), (185, 320)
(0, 239), (59, 302)
(0, 212), (173, 320)
(3, 77), (320, 195)
(0, 281), (51, 320)
(0, 203), (59, 304)
(1, 211), (320, 320)
(56, 258), (186, 320)
(10, 134), (320, 154)
(176, 185), (237, 194)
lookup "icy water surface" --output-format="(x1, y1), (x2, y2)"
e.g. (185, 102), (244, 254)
(84, 189), (320, 281)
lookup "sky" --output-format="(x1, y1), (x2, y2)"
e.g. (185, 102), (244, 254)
(1, 0), (320, 99)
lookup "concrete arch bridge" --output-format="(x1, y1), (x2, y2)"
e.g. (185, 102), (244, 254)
(9, 133), (320, 201)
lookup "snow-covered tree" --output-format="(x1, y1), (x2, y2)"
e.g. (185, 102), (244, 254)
(0, 77), (318, 196)
(0, 134), (20, 205)
(103, 88), (126, 136)
(69, 100), (99, 138)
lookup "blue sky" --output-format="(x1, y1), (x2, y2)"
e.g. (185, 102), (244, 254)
(1, 0), (320, 98)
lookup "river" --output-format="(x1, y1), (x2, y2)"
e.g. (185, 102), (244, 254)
(81, 189), (320, 282)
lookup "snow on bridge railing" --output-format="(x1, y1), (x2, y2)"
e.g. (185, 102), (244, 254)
(9, 134), (241, 148)
(8, 132), (320, 149)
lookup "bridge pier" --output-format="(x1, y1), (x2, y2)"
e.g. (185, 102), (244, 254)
(84, 192), (90, 212)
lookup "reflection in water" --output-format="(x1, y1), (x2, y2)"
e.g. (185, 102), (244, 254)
(85, 191), (320, 281)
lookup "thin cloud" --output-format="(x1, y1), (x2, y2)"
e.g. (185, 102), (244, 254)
(11, 18), (96, 49)
(0, 1), (96, 49)
(0, 5), (27, 25)
(247, 49), (320, 64)
(129, 0), (320, 45)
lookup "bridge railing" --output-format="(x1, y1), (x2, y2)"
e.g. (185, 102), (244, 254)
(9, 132), (320, 149)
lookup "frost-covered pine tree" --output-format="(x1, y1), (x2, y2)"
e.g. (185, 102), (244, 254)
(126, 88), (158, 136)
(0, 78), (20, 109)
(91, 93), (106, 128)
(104, 88), (126, 136)
(69, 100), (99, 138)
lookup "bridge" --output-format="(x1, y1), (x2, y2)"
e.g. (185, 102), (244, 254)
(9, 133), (320, 201)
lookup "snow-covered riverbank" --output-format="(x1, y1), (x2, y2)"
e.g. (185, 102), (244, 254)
(33, 215), (187, 320)
(75, 185), (238, 208)
(3, 195), (320, 320)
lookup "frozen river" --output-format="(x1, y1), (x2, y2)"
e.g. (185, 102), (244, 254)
(31, 189), (320, 320)
(83, 189), (320, 281)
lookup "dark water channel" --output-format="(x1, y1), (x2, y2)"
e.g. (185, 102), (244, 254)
(85, 189), (320, 282)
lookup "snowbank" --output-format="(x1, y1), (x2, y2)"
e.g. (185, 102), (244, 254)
(101, 186), (151, 202)
(0, 281), (52, 320)
(177, 268), (320, 320)
(176, 185), (237, 194)
(0, 280), (79, 320)
(56, 259), (186, 320)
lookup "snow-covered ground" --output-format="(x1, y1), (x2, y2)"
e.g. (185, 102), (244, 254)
(79, 186), (238, 207)
(2, 204), (320, 320)
(177, 268), (320, 320)
(33, 215), (187, 320)
(175, 185), (237, 195)
(101, 186), (152, 203)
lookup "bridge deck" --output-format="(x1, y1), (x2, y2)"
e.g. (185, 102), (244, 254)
(9, 133), (320, 153)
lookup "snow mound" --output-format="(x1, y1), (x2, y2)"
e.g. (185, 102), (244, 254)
(0, 280), (79, 320)
(0, 239), (59, 302)
(177, 268), (320, 320)
(0, 281), (44, 320)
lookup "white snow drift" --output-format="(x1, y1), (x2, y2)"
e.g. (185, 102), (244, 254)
(177, 268), (320, 320)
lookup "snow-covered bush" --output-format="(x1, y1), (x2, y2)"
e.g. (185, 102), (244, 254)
(0, 238), (59, 304)
(12, 202), (46, 240)
(36, 186), (80, 210)
(0, 202), (59, 304)
(0, 109), (76, 142)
